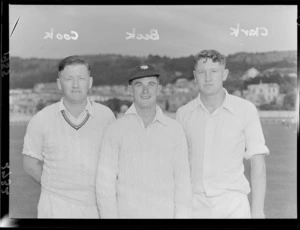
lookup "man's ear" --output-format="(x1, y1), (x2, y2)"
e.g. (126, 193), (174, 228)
(128, 84), (133, 96)
(157, 84), (162, 95)
(223, 69), (229, 81)
(89, 77), (93, 89)
(57, 78), (62, 90)
(193, 71), (198, 84)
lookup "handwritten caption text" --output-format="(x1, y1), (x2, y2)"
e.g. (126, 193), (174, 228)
(230, 23), (268, 37)
(1, 163), (11, 195)
(126, 28), (159, 40)
(44, 28), (79, 40)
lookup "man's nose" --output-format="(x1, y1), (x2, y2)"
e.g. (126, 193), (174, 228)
(142, 85), (149, 93)
(204, 72), (212, 82)
(72, 77), (79, 87)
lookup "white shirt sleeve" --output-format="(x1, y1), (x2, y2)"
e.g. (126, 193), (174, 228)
(96, 124), (119, 218)
(22, 113), (44, 161)
(244, 103), (270, 159)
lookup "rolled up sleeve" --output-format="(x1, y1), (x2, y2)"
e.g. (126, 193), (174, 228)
(244, 104), (269, 160)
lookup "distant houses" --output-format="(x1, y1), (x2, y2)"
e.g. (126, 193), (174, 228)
(288, 73), (297, 78)
(242, 80), (283, 106)
(242, 67), (260, 80)
(9, 67), (298, 124)
(33, 82), (60, 94)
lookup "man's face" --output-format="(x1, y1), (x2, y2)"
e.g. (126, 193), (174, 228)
(57, 64), (93, 104)
(129, 76), (161, 110)
(194, 58), (228, 97)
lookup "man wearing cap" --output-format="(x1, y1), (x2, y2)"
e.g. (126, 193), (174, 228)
(96, 64), (192, 218)
(22, 55), (116, 218)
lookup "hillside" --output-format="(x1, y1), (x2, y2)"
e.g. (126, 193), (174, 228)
(226, 51), (297, 78)
(9, 51), (297, 89)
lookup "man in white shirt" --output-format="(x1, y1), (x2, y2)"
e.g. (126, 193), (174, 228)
(96, 64), (192, 218)
(176, 50), (269, 218)
(22, 56), (115, 218)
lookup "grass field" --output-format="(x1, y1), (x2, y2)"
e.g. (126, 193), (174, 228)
(9, 122), (297, 218)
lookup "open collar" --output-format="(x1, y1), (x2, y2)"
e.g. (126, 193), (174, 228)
(57, 97), (94, 117)
(125, 103), (169, 126)
(190, 88), (237, 115)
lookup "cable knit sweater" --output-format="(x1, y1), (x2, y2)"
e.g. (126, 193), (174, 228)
(96, 104), (192, 218)
(22, 99), (115, 206)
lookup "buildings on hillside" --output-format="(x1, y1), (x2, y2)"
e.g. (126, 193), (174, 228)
(242, 80), (284, 106)
(9, 69), (297, 121)
(242, 67), (260, 80)
(33, 82), (60, 94)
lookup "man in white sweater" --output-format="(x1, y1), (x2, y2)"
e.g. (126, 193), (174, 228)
(96, 64), (192, 218)
(22, 56), (115, 218)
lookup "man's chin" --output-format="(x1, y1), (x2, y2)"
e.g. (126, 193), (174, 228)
(137, 102), (156, 109)
(200, 89), (218, 96)
(65, 96), (87, 104)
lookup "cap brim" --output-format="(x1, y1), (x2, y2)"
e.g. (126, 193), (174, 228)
(128, 74), (160, 83)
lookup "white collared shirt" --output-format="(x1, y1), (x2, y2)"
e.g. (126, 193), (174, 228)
(59, 98), (94, 126)
(176, 89), (269, 197)
(96, 103), (192, 218)
(124, 103), (168, 128)
(22, 98), (115, 205)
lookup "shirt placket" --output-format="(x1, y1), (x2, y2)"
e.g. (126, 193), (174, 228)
(202, 112), (215, 196)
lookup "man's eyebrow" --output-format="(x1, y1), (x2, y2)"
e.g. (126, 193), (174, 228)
(133, 81), (142, 85)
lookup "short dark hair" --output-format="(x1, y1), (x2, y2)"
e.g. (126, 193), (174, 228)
(194, 50), (226, 69)
(58, 55), (91, 73)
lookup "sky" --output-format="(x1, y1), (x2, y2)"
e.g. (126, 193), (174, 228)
(9, 5), (297, 59)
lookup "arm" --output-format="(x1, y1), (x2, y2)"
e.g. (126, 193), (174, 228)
(22, 113), (44, 183)
(173, 126), (193, 218)
(243, 103), (269, 218)
(23, 155), (43, 184)
(96, 126), (119, 218)
(250, 154), (266, 218)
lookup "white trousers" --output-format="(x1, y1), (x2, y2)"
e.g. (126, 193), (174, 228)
(37, 191), (99, 219)
(192, 191), (251, 218)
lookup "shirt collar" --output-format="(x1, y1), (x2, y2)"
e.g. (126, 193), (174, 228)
(189, 93), (206, 112)
(222, 89), (237, 115)
(57, 97), (94, 116)
(190, 88), (237, 115)
(125, 103), (169, 126)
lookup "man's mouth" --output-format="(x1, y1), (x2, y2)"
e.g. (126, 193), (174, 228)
(141, 96), (151, 99)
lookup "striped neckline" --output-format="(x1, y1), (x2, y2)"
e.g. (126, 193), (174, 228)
(61, 110), (90, 130)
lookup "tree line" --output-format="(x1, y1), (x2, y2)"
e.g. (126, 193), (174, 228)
(10, 51), (297, 89)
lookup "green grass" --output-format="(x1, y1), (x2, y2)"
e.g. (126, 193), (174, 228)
(9, 122), (297, 218)
(9, 124), (40, 218)
(244, 122), (297, 218)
